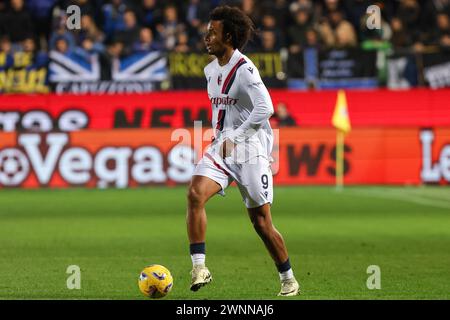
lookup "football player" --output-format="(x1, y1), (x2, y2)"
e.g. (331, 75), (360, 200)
(186, 5), (300, 297)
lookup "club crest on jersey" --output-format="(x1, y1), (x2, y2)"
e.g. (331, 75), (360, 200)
(217, 73), (222, 85)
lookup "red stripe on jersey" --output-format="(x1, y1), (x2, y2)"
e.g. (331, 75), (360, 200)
(215, 109), (225, 131)
(221, 57), (246, 94)
(222, 59), (247, 94)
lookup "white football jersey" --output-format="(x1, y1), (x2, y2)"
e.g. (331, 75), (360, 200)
(204, 49), (274, 163)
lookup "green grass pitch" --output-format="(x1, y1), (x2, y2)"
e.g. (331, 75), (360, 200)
(0, 186), (449, 300)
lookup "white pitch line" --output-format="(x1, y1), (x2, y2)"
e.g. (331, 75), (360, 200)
(399, 188), (450, 203)
(383, 188), (450, 205)
(349, 188), (450, 210)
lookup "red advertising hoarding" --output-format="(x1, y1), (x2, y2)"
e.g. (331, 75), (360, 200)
(1, 89), (450, 131)
(1, 128), (449, 188)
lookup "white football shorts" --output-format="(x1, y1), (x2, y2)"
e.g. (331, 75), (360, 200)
(193, 153), (273, 209)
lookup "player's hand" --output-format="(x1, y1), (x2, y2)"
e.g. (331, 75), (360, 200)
(220, 138), (236, 158)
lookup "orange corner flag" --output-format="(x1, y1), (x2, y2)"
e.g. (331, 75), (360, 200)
(332, 90), (351, 133)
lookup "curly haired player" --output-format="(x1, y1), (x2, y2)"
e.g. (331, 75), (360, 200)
(186, 5), (300, 297)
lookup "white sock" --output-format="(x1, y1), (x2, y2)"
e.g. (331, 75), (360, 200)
(191, 253), (205, 267)
(279, 268), (294, 281)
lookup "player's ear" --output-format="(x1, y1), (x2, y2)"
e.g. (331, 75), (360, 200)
(225, 32), (232, 45)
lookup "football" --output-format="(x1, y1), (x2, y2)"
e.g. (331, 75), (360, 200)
(138, 264), (173, 298)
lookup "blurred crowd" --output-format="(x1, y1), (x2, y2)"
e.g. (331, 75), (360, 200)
(0, 0), (449, 61)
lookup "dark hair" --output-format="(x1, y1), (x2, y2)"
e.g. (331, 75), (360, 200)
(55, 36), (68, 43)
(209, 5), (255, 50)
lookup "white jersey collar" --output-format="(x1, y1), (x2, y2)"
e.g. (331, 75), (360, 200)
(217, 49), (241, 69)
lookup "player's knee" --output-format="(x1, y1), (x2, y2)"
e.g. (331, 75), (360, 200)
(251, 215), (271, 237)
(187, 185), (207, 207)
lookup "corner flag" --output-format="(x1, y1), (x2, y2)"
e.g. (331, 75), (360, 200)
(332, 90), (351, 133)
(332, 90), (351, 189)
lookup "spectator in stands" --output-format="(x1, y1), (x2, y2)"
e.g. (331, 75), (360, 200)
(184, 0), (210, 50)
(261, 13), (285, 48)
(258, 30), (280, 52)
(21, 36), (48, 68)
(305, 28), (322, 49)
(174, 32), (190, 53)
(422, 0), (450, 32)
(318, 0), (342, 17)
(49, 14), (76, 52)
(273, 102), (296, 127)
(432, 12), (450, 50)
(114, 9), (140, 54)
(319, 9), (358, 48)
(185, 0), (210, 30)
(341, 0), (371, 33)
(289, 0), (313, 16)
(241, 0), (262, 25)
(266, 0), (290, 32)
(138, 0), (163, 30)
(99, 39), (124, 80)
(397, 0), (421, 30)
(261, 11), (276, 30)
(261, 12), (279, 31)
(0, 36), (14, 69)
(156, 4), (186, 51)
(287, 7), (314, 54)
(0, 0), (34, 45)
(0, 35), (11, 53)
(73, 36), (103, 63)
(54, 36), (72, 55)
(22, 36), (35, 54)
(390, 17), (415, 50)
(0, 0), (7, 12)
(102, 0), (129, 41)
(25, 0), (58, 50)
(286, 5), (317, 78)
(192, 21), (208, 52)
(132, 27), (162, 53)
(396, 0), (425, 50)
(79, 14), (105, 46)
(106, 40), (124, 59)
